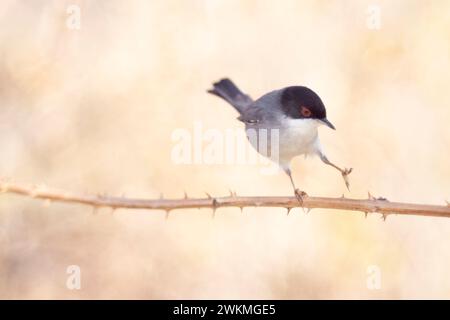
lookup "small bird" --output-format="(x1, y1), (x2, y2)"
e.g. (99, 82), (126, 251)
(208, 78), (352, 200)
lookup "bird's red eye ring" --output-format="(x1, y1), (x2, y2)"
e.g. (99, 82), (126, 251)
(300, 106), (312, 117)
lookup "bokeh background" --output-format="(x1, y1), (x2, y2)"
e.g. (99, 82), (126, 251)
(0, 0), (449, 299)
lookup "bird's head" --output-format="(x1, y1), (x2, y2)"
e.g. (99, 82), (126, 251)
(280, 86), (335, 130)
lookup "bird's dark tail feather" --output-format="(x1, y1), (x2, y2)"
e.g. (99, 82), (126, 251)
(207, 78), (253, 114)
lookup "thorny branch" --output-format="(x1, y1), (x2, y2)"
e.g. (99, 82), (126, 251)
(1, 181), (449, 219)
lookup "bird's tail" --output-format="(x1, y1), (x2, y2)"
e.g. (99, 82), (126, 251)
(207, 78), (253, 114)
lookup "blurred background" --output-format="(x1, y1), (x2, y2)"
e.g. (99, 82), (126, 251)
(0, 0), (449, 299)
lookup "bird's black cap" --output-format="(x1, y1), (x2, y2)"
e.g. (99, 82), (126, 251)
(280, 86), (335, 129)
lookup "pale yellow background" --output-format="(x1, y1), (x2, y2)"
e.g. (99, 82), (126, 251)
(0, 0), (449, 299)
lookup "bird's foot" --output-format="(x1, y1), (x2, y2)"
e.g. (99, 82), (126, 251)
(294, 189), (308, 205)
(341, 168), (353, 191)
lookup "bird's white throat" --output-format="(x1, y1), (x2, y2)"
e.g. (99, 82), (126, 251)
(279, 118), (322, 163)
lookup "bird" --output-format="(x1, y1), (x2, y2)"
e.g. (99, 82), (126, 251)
(207, 78), (352, 200)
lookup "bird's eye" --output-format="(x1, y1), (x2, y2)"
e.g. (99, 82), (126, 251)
(300, 106), (312, 117)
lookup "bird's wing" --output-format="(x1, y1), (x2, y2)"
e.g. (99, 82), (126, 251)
(237, 90), (284, 126)
(237, 105), (280, 125)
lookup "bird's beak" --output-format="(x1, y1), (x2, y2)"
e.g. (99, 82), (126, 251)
(320, 118), (336, 130)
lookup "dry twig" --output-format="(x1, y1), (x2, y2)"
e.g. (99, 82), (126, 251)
(1, 181), (449, 219)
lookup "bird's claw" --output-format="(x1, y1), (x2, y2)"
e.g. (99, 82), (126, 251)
(341, 168), (353, 191)
(294, 189), (308, 205)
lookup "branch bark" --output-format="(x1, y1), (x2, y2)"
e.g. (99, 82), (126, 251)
(1, 181), (449, 219)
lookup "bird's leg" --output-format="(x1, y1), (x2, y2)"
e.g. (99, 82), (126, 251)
(319, 153), (353, 190)
(284, 168), (307, 204)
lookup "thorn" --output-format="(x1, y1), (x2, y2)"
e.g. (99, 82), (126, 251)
(205, 192), (212, 199)
(381, 213), (388, 221)
(341, 194), (345, 199)
(239, 206), (244, 213)
(229, 189), (236, 197)
(301, 206), (310, 214)
(211, 208), (216, 219)
(364, 211), (369, 218)
(165, 209), (171, 220)
(368, 192), (375, 200)
(183, 191), (188, 199)
(286, 207), (291, 215)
